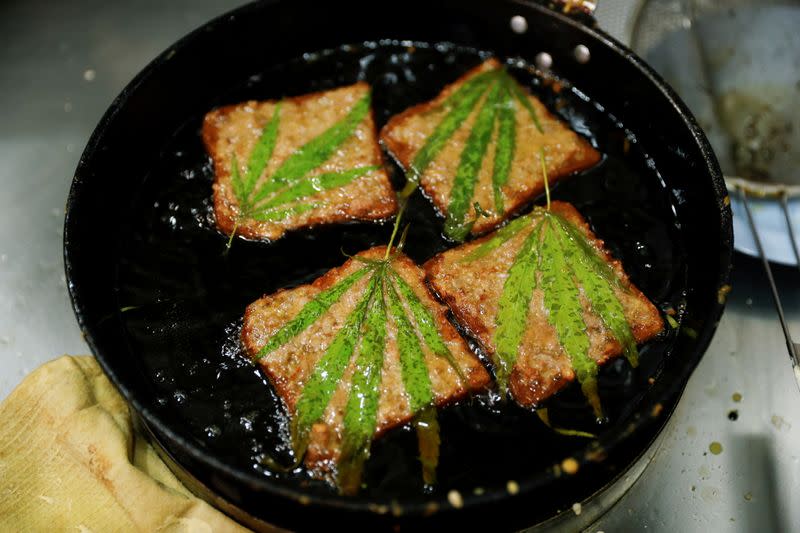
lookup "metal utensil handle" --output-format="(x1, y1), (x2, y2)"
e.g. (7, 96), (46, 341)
(781, 193), (800, 270)
(740, 187), (800, 391)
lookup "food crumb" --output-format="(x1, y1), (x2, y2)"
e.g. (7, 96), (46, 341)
(37, 495), (54, 504)
(732, 392), (742, 402)
(506, 480), (520, 495)
(561, 457), (580, 475)
(691, 485), (696, 492)
(83, 69), (96, 82)
(447, 490), (464, 509)
(744, 492), (753, 501)
(571, 502), (582, 516)
(771, 415), (791, 431)
(473, 487), (485, 496)
(651, 403), (663, 417)
(709, 441), (723, 455)
(728, 410), (739, 421)
(369, 503), (389, 514)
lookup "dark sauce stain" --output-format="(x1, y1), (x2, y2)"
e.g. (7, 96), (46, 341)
(115, 42), (687, 499)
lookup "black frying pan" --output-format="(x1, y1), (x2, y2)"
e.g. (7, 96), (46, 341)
(64, 0), (733, 530)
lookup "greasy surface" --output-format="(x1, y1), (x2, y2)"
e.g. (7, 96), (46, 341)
(203, 82), (397, 241)
(242, 247), (490, 479)
(115, 42), (688, 502)
(381, 59), (601, 236)
(425, 201), (663, 407)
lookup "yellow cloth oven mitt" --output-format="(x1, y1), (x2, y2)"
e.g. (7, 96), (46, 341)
(0, 355), (252, 532)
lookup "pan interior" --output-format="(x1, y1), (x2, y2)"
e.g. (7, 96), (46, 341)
(114, 41), (687, 502)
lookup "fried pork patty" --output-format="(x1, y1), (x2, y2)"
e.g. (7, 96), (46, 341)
(424, 202), (663, 407)
(242, 247), (490, 480)
(380, 59), (601, 236)
(203, 82), (397, 241)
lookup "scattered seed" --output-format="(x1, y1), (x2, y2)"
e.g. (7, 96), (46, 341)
(562, 457), (579, 475)
(651, 403), (664, 417)
(447, 490), (464, 509)
(506, 480), (519, 495)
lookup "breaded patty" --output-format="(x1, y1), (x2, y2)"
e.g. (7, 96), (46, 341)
(424, 202), (663, 408)
(203, 82), (397, 242)
(242, 247), (490, 483)
(380, 59), (600, 239)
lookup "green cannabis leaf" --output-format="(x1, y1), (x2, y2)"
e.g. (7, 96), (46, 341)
(226, 92), (376, 246)
(407, 66), (545, 242)
(258, 254), (467, 494)
(478, 207), (637, 418)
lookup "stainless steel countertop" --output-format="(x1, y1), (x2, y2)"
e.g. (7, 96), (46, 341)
(1, 1), (798, 530)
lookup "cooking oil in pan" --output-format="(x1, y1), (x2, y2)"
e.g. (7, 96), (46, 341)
(116, 41), (687, 500)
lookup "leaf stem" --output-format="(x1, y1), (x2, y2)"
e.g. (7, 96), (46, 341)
(384, 198), (408, 260)
(225, 217), (240, 252)
(540, 147), (551, 211)
(536, 408), (596, 438)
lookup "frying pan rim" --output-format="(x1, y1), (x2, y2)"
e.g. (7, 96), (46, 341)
(63, 0), (733, 518)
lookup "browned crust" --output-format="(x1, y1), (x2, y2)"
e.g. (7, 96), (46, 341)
(287, 251), (492, 476)
(240, 252), (366, 411)
(380, 59), (601, 237)
(203, 82), (398, 241)
(424, 201), (663, 407)
(242, 247), (490, 412)
(242, 247), (490, 478)
(380, 59), (503, 169)
(387, 251), (492, 404)
(544, 203), (664, 342)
